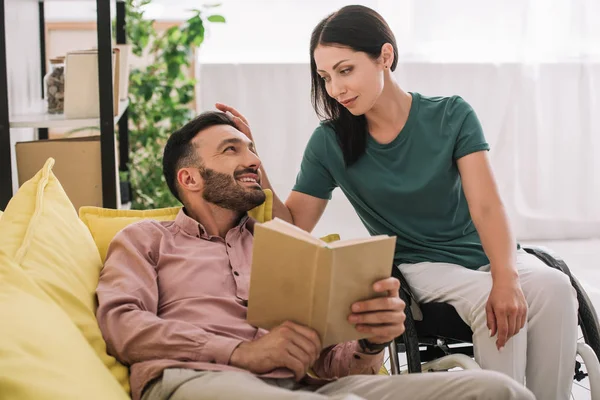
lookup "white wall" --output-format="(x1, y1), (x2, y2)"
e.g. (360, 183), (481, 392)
(5, 0), (42, 193)
(198, 62), (600, 241)
(38, 1), (600, 240)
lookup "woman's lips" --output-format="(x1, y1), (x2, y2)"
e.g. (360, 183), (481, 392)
(340, 96), (358, 107)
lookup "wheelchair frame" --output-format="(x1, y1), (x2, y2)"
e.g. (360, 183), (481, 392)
(387, 246), (600, 400)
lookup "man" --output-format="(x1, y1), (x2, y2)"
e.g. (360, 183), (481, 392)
(96, 111), (534, 400)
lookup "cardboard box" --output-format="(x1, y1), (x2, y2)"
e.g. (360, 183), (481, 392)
(63, 48), (120, 119)
(114, 44), (132, 101)
(247, 218), (396, 347)
(15, 136), (108, 210)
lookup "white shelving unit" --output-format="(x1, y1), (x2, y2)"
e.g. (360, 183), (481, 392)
(0, 0), (129, 210)
(10, 99), (129, 129)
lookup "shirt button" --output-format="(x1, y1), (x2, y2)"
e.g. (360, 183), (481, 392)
(354, 354), (361, 360)
(234, 271), (240, 276)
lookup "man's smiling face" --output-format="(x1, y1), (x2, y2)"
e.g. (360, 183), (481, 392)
(190, 124), (265, 212)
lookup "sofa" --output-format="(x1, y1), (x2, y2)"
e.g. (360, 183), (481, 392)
(0, 158), (273, 399)
(0, 157), (391, 399)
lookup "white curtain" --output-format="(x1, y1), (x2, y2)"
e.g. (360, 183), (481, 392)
(191, 0), (600, 241)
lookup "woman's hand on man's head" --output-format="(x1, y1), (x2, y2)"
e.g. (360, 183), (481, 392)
(215, 103), (255, 145)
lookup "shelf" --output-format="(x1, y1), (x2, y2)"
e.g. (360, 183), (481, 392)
(40, 0), (125, 2)
(10, 99), (129, 129)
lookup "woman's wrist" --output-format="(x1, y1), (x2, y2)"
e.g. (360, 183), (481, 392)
(490, 264), (519, 283)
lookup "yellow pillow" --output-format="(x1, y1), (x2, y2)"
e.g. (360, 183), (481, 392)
(0, 253), (129, 400)
(80, 189), (274, 262)
(0, 158), (130, 393)
(79, 206), (180, 262)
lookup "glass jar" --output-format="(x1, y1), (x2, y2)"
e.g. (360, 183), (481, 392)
(44, 57), (65, 114)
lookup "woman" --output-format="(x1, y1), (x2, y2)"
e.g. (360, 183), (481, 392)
(218, 5), (578, 399)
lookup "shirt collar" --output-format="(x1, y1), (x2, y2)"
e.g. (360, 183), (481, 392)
(175, 208), (252, 239)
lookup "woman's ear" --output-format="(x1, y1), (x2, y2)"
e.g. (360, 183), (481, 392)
(380, 43), (395, 69)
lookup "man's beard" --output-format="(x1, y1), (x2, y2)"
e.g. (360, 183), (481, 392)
(199, 166), (266, 212)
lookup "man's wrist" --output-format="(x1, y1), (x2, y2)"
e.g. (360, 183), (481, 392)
(358, 338), (390, 355)
(229, 342), (247, 367)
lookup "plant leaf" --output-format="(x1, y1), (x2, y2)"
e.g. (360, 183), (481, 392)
(207, 15), (226, 23)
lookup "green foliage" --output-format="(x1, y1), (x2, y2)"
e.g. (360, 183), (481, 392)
(124, 0), (224, 209)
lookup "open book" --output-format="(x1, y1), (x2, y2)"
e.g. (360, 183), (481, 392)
(247, 218), (396, 347)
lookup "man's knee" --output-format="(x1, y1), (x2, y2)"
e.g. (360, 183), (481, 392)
(473, 370), (534, 400)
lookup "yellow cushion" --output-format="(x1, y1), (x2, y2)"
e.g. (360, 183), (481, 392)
(248, 188), (273, 223)
(0, 158), (130, 393)
(79, 206), (180, 262)
(0, 253), (129, 400)
(80, 189), (274, 262)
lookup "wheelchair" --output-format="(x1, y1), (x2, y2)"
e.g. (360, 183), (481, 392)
(386, 245), (600, 400)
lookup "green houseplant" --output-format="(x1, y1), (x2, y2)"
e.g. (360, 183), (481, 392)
(125, 0), (225, 209)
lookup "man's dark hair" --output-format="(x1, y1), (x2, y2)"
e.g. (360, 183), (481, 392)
(163, 111), (237, 203)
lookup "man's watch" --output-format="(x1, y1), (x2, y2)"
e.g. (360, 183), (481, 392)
(358, 338), (391, 355)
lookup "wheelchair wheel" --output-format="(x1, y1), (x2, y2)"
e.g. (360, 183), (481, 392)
(395, 248), (600, 381)
(396, 270), (422, 373)
(572, 274), (600, 361)
(524, 246), (600, 362)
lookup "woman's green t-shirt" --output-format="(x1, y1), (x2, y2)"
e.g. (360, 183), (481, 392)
(293, 93), (492, 269)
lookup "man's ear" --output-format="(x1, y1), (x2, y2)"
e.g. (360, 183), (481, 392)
(379, 43), (395, 69)
(177, 167), (203, 195)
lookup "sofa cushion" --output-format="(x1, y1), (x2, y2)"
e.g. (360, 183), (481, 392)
(79, 206), (180, 262)
(0, 158), (130, 393)
(0, 253), (129, 400)
(79, 189), (274, 262)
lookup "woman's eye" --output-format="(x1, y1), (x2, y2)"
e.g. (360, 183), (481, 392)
(340, 68), (352, 75)
(321, 76), (330, 83)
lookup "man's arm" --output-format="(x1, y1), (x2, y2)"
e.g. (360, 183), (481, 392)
(230, 320), (322, 381)
(96, 224), (242, 366)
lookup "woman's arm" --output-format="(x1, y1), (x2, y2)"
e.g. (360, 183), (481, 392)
(215, 103), (328, 231)
(255, 167), (328, 232)
(457, 151), (517, 280)
(285, 191), (328, 233)
(457, 150), (527, 350)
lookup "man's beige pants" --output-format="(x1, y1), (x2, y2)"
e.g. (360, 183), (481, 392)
(398, 249), (579, 400)
(142, 367), (534, 400)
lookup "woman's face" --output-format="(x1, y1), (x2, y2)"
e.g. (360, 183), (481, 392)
(313, 44), (385, 116)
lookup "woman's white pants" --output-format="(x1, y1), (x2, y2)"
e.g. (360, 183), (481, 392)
(398, 249), (579, 400)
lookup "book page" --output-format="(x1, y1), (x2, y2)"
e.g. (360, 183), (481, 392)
(326, 235), (391, 249)
(260, 218), (324, 246)
(247, 223), (320, 332)
(322, 236), (397, 346)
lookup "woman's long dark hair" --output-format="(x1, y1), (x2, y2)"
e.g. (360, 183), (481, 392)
(310, 5), (398, 167)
